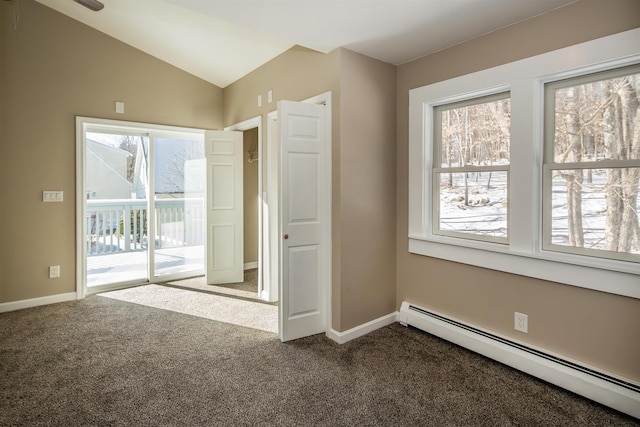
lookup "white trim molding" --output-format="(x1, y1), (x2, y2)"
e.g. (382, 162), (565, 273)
(244, 262), (258, 270)
(0, 292), (78, 313)
(327, 312), (398, 344)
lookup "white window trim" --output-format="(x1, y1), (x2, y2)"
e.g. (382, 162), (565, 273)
(408, 28), (640, 299)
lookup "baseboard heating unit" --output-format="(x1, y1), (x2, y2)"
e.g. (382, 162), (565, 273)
(398, 301), (640, 419)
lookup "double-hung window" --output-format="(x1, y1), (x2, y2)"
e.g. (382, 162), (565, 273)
(408, 29), (640, 298)
(433, 93), (511, 244)
(543, 65), (640, 263)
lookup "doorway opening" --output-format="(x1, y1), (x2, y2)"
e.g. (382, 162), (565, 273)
(76, 117), (207, 296)
(163, 125), (262, 301)
(242, 127), (260, 291)
(224, 117), (267, 302)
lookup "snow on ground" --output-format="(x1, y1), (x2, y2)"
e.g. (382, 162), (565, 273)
(439, 169), (639, 254)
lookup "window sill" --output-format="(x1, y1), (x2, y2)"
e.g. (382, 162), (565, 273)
(408, 236), (640, 299)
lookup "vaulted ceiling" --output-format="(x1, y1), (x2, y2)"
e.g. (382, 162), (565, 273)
(35, 0), (578, 88)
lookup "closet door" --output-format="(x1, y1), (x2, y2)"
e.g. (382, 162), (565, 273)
(205, 130), (244, 284)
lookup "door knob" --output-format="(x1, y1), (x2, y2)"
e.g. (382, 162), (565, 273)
(284, 234), (289, 240)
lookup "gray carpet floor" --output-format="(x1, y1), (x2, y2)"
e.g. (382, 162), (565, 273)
(1, 295), (638, 426)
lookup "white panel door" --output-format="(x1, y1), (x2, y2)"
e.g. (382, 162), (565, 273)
(278, 100), (329, 342)
(205, 130), (244, 284)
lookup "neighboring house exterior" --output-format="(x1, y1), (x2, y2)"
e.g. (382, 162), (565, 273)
(86, 137), (205, 200)
(131, 137), (205, 199)
(132, 138), (148, 199)
(86, 139), (132, 200)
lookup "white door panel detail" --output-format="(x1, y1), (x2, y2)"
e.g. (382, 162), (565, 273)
(288, 153), (319, 223)
(205, 130), (243, 285)
(210, 224), (235, 270)
(287, 245), (320, 319)
(210, 164), (235, 210)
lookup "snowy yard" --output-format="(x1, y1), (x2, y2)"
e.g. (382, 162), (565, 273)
(438, 169), (639, 254)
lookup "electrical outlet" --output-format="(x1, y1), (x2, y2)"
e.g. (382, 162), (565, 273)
(514, 312), (528, 333)
(49, 265), (60, 279)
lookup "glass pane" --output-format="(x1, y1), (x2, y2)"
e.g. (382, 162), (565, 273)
(437, 171), (508, 239)
(439, 97), (510, 167)
(86, 132), (149, 286)
(154, 137), (205, 277)
(550, 168), (640, 255)
(553, 72), (640, 163)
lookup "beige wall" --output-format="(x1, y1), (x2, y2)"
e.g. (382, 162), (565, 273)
(396, 0), (640, 381)
(0, 0), (223, 303)
(243, 128), (259, 265)
(337, 50), (397, 330)
(224, 46), (341, 128)
(224, 47), (397, 331)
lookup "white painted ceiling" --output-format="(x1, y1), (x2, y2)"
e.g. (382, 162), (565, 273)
(35, 0), (577, 88)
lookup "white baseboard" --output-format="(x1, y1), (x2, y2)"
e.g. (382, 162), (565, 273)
(399, 301), (640, 419)
(244, 262), (258, 270)
(0, 292), (78, 313)
(327, 312), (398, 344)
(260, 290), (277, 303)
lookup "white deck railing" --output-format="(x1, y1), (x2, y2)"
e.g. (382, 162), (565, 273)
(86, 198), (205, 255)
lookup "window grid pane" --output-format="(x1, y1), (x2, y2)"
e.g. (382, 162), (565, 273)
(437, 171), (508, 241)
(552, 71), (640, 164)
(438, 95), (511, 168)
(434, 92), (511, 242)
(549, 168), (639, 256)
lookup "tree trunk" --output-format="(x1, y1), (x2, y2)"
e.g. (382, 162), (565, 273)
(564, 87), (584, 247)
(604, 76), (640, 253)
(566, 170), (584, 247)
(616, 76), (640, 252)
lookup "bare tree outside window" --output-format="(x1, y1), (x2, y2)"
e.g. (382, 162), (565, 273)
(118, 135), (139, 183)
(147, 137), (206, 199)
(549, 68), (640, 258)
(434, 93), (511, 242)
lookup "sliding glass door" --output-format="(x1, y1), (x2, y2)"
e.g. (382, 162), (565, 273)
(152, 136), (205, 277)
(85, 130), (149, 287)
(80, 118), (205, 292)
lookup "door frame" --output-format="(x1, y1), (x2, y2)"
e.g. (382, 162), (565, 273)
(267, 91), (333, 337)
(223, 116), (265, 297)
(75, 116), (207, 298)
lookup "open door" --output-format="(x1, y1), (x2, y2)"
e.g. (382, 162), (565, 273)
(205, 130), (244, 284)
(278, 100), (329, 342)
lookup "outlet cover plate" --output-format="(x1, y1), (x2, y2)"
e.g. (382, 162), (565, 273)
(49, 265), (60, 279)
(514, 312), (528, 333)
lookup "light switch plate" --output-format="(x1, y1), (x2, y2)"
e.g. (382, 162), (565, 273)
(43, 191), (63, 202)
